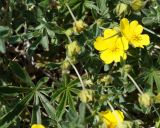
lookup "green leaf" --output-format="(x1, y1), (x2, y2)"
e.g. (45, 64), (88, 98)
(67, 92), (75, 112)
(0, 86), (31, 94)
(38, 92), (57, 120)
(143, 68), (160, 92)
(51, 87), (66, 102)
(56, 91), (67, 119)
(0, 39), (6, 53)
(39, 35), (49, 50)
(9, 61), (34, 87)
(0, 92), (34, 127)
(0, 26), (10, 38)
(78, 103), (86, 123)
(36, 77), (49, 89)
(45, 22), (64, 34)
(84, 1), (99, 12)
(31, 92), (42, 124)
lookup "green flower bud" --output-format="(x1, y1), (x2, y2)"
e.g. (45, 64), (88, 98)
(138, 93), (152, 107)
(66, 41), (81, 57)
(65, 28), (73, 37)
(115, 2), (129, 17)
(83, 79), (93, 87)
(123, 64), (132, 73)
(61, 60), (70, 70)
(131, 0), (143, 11)
(96, 19), (104, 26)
(100, 75), (113, 85)
(78, 89), (93, 103)
(73, 20), (87, 33)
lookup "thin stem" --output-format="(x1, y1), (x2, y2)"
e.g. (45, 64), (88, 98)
(152, 105), (160, 119)
(67, 57), (85, 90)
(66, 34), (72, 43)
(127, 74), (160, 119)
(65, 3), (77, 22)
(127, 74), (143, 94)
(144, 27), (160, 39)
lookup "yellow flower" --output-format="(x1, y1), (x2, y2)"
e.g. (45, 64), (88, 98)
(31, 124), (45, 128)
(100, 110), (124, 128)
(94, 29), (128, 64)
(120, 18), (150, 48)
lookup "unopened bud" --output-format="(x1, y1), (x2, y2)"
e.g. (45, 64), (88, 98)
(78, 89), (93, 103)
(123, 64), (132, 73)
(65, 28), (73, 36)
(96, 19), (104, 26)
(83, 79), (93, 87)
(131, 0), (143, 11)
(138, 93), (152, 107)
(100, 75), (113, 85)
(115, 3), (129, 17)
(61, 60), (70, 70)
(73, 20), (87, 33)
(66, 41), (81, 58)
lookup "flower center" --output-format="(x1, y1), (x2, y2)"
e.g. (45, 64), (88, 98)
(131, 35), (142, 42)
(111, 46), (119, 52)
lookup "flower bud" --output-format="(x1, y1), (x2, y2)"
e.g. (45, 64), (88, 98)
(66, 41), (81, 58)
(78, 89), (93, 103)
(61, 59), (70, 70)
(65, 28), (73, 36)
(100, 75), (113, 85)
(115, 2), (129, 17)
(96, 19), (104, 26)
(123, 64), (132, 73)
(73, 20), (87, 33)
(131, 0), (143, 11)
(138, 93), (152, 107)
(83, 79), (93, 87)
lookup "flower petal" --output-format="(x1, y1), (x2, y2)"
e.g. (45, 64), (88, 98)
(94, 36), (109, 51)
(120, 18), (129, 31)
(140, 34), (150, 46)
(103, 29), (118, 38)
(116, 36), (129, 50)
(130, 20), (143, 34)
(100, 50), (114, 64)
(113, 50), (127, 62)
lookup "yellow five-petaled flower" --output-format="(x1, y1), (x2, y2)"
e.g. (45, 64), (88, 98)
(120, 18), (150, 48)
(94, 28), (128, 64)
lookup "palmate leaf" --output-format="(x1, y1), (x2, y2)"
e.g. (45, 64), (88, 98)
(61, 103), (86, 128)
(0, 92), (34, 127)
(51, 78), (80, 119)
(143, 67), (160, 92)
